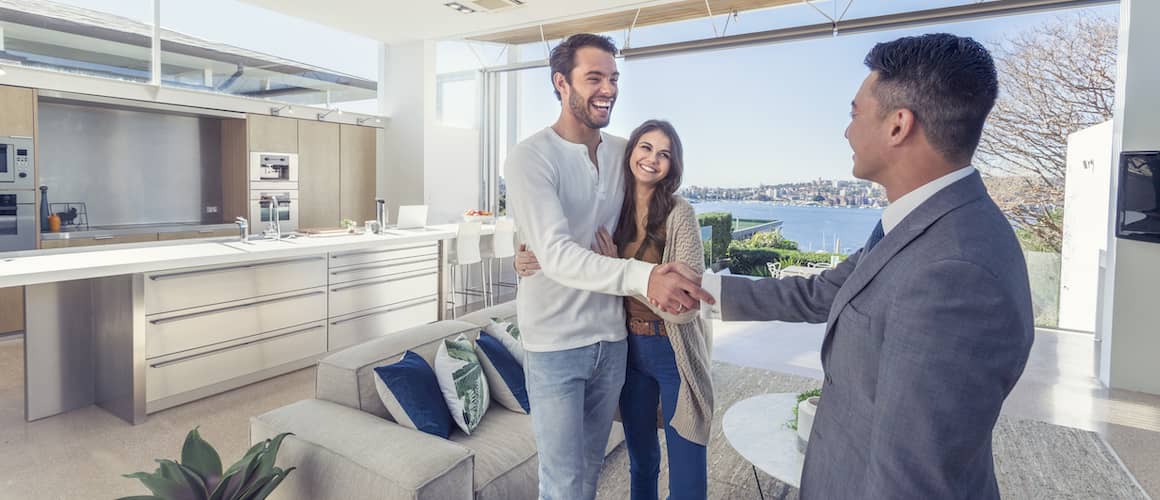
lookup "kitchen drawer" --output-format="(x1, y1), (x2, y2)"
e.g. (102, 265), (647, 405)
(328, 268), (440, 318)
(145, 256), (327, 314)
(157, 228), (237, 241)
(39, 240), (68, 249)
(328, 255), (439, 284)
(146, 321), (326, 403)
(327, 295), (438, 351)
(51, 233), (159, 247)
(329, 243), (438, 268)
(146, 287), (327, 359)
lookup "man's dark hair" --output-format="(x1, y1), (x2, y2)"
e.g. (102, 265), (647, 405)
(864, 33), (998, 164)
(549, 34), (618, 101)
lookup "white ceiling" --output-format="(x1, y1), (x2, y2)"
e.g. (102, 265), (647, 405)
(239, 0), (677, 44)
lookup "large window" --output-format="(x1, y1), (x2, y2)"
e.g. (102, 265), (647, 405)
(159, 0), (378, 113)
(0, 1), (154, 82)
(486, 1), (1121, 330)
(0, 0), (380, 113)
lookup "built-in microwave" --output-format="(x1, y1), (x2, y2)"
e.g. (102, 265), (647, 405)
(249, 190), (299, 232)
(249, 152), (298, 185)
(0, 136), (35, 190)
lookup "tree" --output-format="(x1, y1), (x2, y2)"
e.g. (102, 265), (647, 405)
(976, 14), (1117, 253)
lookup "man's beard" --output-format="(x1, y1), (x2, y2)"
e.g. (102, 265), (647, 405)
(567, 90), (612, 129)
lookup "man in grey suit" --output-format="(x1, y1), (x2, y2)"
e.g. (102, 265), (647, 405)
(701, 34), (1035, 498)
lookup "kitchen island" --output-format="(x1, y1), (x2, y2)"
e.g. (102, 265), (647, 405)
(0, 228), (455, 424)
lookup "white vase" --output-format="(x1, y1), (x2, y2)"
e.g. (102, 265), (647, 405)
(796, 396), (819, 453)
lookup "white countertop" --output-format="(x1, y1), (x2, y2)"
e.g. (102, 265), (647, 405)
(0, 228), (456, 288)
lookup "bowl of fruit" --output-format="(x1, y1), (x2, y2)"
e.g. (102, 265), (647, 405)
(463, 209), (495, 223)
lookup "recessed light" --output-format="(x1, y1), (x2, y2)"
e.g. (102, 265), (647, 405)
(444, 2), (475, 13)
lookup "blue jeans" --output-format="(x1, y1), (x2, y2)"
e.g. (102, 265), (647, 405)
(525, 339), (628, 500)
(620, 332), (708, 500)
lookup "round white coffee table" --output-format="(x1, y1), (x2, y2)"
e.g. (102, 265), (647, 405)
(722, 393), (805, 499)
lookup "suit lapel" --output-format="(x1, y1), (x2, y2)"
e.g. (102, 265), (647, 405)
(821, 172), (990, 347)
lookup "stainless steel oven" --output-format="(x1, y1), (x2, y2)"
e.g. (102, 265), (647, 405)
(249, 152), (298, 185)
(249, 190), (299, 231)
(0, 190), (36, 252)
(0, 136), (35, 190)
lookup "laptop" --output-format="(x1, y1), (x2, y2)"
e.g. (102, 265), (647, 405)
(395, 205), (428, 229)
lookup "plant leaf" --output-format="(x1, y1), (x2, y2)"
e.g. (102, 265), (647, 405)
(181, 428), (223, 487)
(157, 459), (209, 500)
(253, 433), (293, 479)
(123, 471), (191, 500)
(242, 467), (295, 500)
(222, 448), (264, 500)
(115, 496), (164, 500)
(224, 441), (266, 477)
(208, 469), (241, 500)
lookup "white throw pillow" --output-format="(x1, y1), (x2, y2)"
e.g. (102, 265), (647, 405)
(434, 335), (490, 434)
(483, 317), (525, 366)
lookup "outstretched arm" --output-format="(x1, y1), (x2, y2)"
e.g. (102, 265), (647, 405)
(711, 250), (859, 323)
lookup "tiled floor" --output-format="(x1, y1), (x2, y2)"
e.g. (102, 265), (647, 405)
(1, 301), (1158, 498)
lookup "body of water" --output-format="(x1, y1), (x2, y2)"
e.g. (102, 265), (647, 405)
(692, 201), (883, 254)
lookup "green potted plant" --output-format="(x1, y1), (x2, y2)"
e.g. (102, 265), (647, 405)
(118, 428), (295, 500)
(787, 388), (821, 453)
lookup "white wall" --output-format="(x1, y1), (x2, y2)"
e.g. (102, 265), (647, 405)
(424, 125), (481, 224)
(1059, 121), (1113, 332)
(1100, 0), (1160, 394)
(379, 41), (435, 220)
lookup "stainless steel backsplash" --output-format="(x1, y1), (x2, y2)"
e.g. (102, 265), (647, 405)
(38, 102), (224, 227)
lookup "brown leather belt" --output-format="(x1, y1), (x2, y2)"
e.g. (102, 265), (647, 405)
(627, 317), (666, 336)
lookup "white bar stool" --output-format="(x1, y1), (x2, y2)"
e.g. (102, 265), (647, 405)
(447, 221), (489, 318)
(486, 218), (518, 301)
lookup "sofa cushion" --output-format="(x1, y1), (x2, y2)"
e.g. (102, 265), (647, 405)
(481, 317), (525, 366)
(373, 351), (453, 438)
(250, 399), (474, 500)
(449, 408), (538, 498)
(476, 332), (529, 414)
(435, 335), (491, 435)
(317, 320), (480, 420)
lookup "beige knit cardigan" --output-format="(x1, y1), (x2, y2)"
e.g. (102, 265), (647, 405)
(627, 195), (715, 446)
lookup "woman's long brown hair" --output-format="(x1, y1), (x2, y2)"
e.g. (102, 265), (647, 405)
(613, 119), (684, 255)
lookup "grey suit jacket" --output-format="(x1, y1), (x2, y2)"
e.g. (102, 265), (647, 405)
(722, 172), (1034, 499)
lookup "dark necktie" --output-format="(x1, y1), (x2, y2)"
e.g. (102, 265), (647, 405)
(864, 220), (885, 254)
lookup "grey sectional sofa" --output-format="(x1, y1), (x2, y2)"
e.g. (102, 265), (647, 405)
(251, 301), (625, 499)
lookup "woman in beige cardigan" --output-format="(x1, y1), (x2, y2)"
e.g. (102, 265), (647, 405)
(517, 119), (713, 500)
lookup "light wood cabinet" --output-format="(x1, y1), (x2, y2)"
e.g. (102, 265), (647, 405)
(0, 85), (36, 137)
(221, 119), (248, 221)
(340, 124), (377, 223)
(247, 114), (298, 153)
(0, 287), (24, 334)
(297, 121), (341, 229)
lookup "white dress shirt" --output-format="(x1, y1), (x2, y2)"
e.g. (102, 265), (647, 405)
(700, 166), (976, 317)
(506, 127), (655, 352)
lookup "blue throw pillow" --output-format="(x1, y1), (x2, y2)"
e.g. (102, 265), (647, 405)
(475, 332), (530, 414)
(372, 351), (453, 438)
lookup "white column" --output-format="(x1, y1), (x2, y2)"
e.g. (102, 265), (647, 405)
(379, 40), (436, 219)
(1100, 0), (1160, 393)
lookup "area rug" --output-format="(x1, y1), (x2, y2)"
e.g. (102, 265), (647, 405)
(594, 362), (1148, 499)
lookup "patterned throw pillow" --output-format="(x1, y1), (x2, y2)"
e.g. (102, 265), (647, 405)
(475, 332), (530, 414)
(372, 351), (453, 438)
(483, 317), (525, 366)
(434, 335), (491, 434)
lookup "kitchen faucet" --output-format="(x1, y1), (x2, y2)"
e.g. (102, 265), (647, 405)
(263, 195), (282, 240)
(234, 217), (248, 242)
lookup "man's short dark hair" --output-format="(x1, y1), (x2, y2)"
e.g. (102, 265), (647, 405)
(549, 34), (618, 101)
(863, 33), (998, 164)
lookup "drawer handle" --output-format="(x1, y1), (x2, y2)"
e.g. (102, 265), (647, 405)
(331, 244), (438, 259)
(149, 256), (324, 281)
(93, 235), (115, 240)
(330, 296), (438, 325)
(149, 324), (324, 369)
(329, 256), (438, 274)
(330, 270), (438, 292)
(149, 290), (325, 325)
(197, 229), (214, 234)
